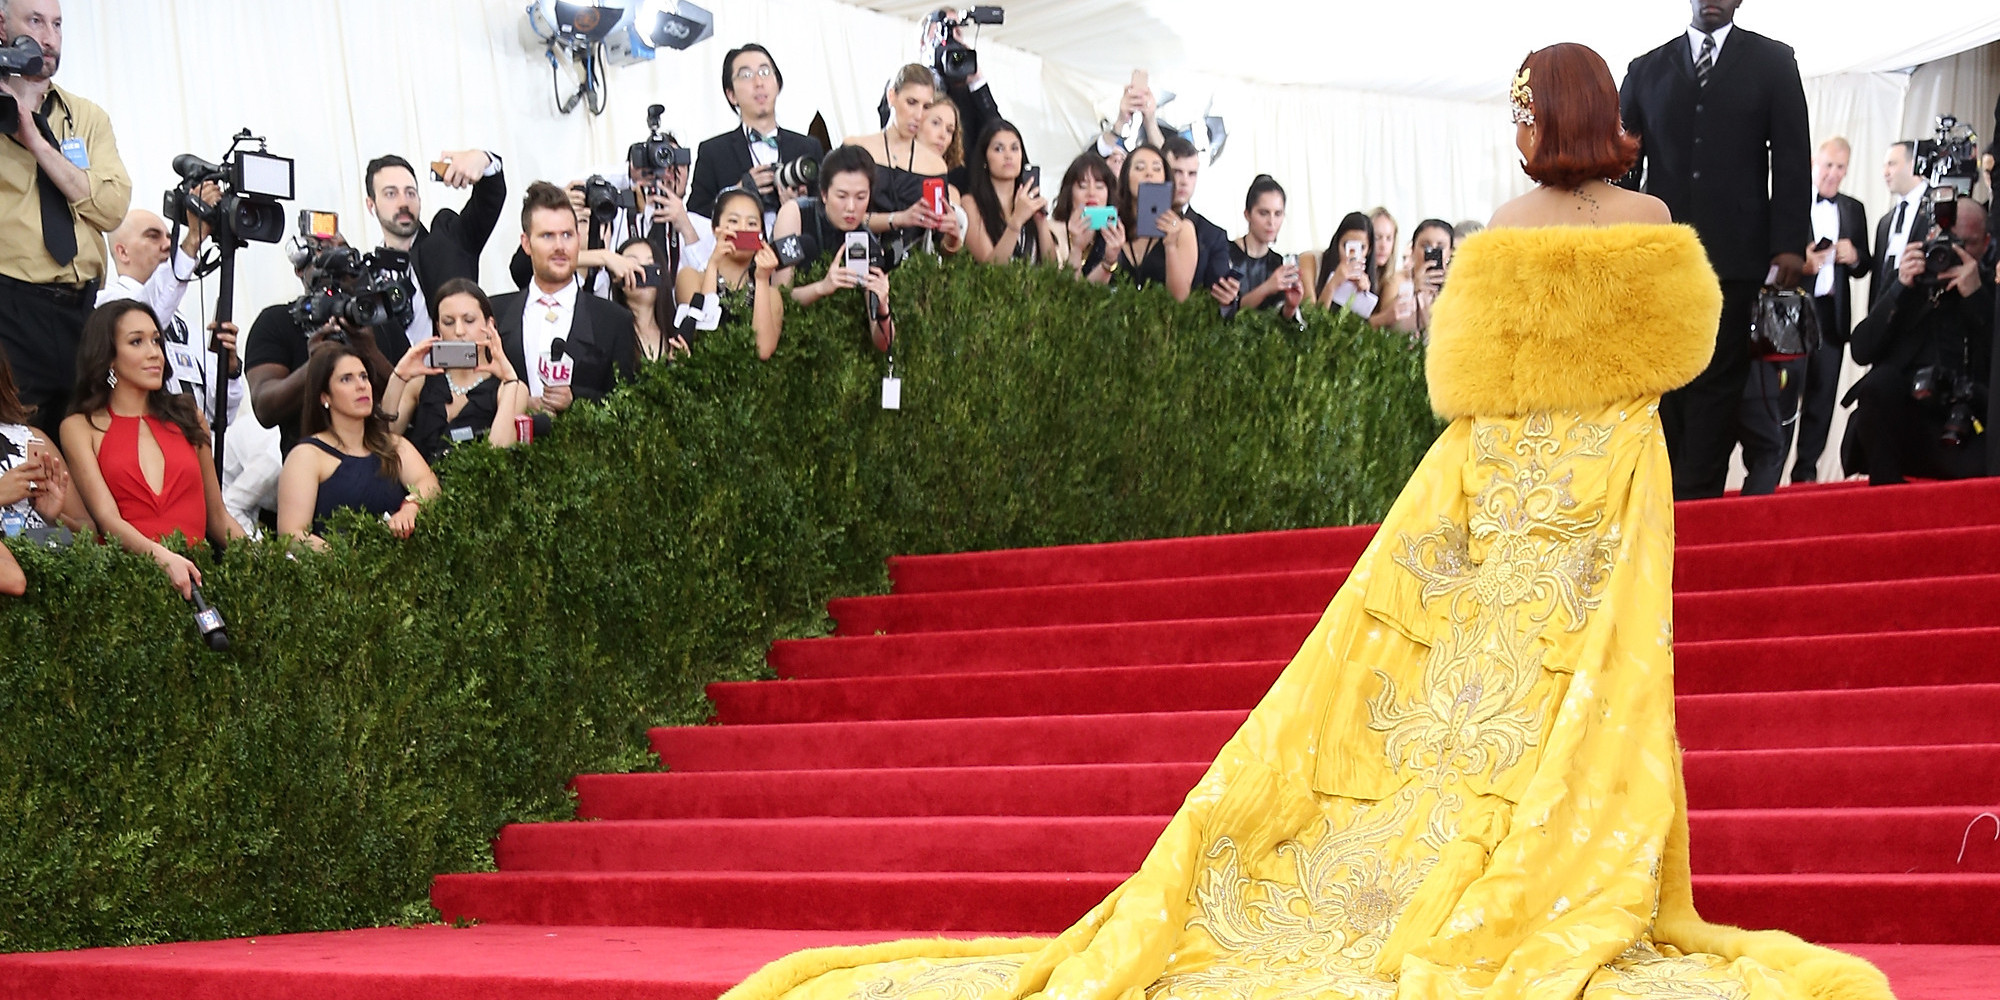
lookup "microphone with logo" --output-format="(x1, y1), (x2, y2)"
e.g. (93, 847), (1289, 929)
(538, 337), (574, 393)
(190, 586), (230, 652)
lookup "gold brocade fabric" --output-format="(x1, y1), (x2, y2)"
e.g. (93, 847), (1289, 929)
(722, 228), (1893, 1000)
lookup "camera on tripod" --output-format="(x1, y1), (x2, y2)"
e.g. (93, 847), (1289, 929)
(0, 32), (44, 134)
(1911, 115), (1981, 286)
(925, 6), (1003, 81)
(1910, 364), (1987, 446)
(288, 239), (416, 334)
(163, 130), (295, 248)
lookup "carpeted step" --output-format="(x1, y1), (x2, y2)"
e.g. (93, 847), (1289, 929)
(431, 868), (1999, 944)
(580, 743), (2000, 821)
(841, 527), (2000, 637)
(769, 615), (1322, 680)
(661, 685), (2000, 771)
(886, 526), (1377, 594)
(717, 630), (2000, 725)
(1674, 574), (2000, 643)
(1675, 478), (2000, 547)
(1689, 806), (2000, 874)
(574, 764), (1210, 820)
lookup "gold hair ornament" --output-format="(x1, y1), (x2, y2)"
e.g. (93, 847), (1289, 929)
(1510, 66), (1535, 127)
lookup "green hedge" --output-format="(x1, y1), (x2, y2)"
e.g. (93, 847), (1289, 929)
(0, 255), (1441, 952)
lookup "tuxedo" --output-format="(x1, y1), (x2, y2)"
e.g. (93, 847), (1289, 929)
(1789, 190), (1872, 483)
(687, 125), (824, 219)
(411, 167), (506, 306)
(1620, 24), (1811, 499)
(493, 286), (638, 404)
(1183, 207), (1230, 290)
(1870, 188), (1928, 310)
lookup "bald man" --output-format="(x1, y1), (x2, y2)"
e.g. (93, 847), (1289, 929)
(96, 191), (243, 427)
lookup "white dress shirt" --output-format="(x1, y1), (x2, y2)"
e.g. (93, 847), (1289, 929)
(1811, 195), (1841, 298)
(96, 249), (244, 427)
(1883, 183), (1930, 271)
(1687, 23), (1733, 65)
(522, 278), (579, 397)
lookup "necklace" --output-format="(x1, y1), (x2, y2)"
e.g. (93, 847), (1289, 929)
(448, 373), (491, 396)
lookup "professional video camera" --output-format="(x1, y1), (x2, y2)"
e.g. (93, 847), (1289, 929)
(0, 33), (43, 134)
(1912, 115), (1982, 285)
(925, 6), (1003, 81)
(163, 130), (295, 248)
(1910, 364), (1988, 447)
(288, 240), (416, 334)
(627, 103), (690, 177)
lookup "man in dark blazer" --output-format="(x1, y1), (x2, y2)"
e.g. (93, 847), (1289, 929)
(1788, 137), (1873, 483)
(494, 182), (636, 412)
(1869, 141), (1927, 311)
(1620, 0), (1810, 499)
(687, 44), (824, 221)
(362, 151), (506, 344)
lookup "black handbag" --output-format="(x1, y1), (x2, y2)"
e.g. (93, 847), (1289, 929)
(1749, 286), (1823, 361)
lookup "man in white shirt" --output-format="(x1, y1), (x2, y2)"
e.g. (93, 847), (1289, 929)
(576, 150), (713, 300)
(95, 197), (243, 429)
(494, 182), (637, 414)
(1872, 141), (1928, 309)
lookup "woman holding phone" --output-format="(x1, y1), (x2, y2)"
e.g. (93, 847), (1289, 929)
(385, 278), (532, 463)
(1052, 152), (1119, 275)
(962, 121), (1060, 266)
(842, 64), (963, 255)
(611, 239), (680, 363)
(776, 147), (896, 352)
(678, 188), (784, 359)
(1085, 144), (1195, 300)
(1315, 211), (1380, 314)
(1208, 175), (1303, 317)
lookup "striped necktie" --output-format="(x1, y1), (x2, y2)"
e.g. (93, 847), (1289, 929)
(1695, 33), (1716, 88)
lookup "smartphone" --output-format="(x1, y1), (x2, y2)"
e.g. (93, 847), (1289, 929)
(1423, 246), (1444, 269)
(641, 263), (662, 287)
(1283, 253), (1299, 289)
(299, 209), (338, 240)
(1082, 205), (1117, 231)
(430, 160), (450, 182)
(1343, 239), (1365, 266)
(1020, 166), (1041, 194)
(843, 230), (872, 279)
(922, 177), (947, 216)
(1812, 236), (1834, 252)
(1133, 182), (1172, 238)
(428, 340), (479, 370)
(1221, 266), (1243, 285)
(731, 230), (764, 252)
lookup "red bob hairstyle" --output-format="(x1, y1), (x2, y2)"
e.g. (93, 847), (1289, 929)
(1519, 43), (1640, 190)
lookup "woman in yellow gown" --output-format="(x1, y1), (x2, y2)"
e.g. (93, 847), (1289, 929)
(721, 44), (1895, 1000)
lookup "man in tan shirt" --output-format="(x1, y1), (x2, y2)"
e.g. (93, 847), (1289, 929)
(0, 0), (130, 434)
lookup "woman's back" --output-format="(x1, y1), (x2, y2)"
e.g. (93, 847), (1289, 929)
(1488, 180), (1670, 230)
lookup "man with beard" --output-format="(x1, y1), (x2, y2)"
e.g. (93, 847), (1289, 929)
(495, 181), (636, 414)
(361, 148), (506, 344)
(0, 0), (132, 437)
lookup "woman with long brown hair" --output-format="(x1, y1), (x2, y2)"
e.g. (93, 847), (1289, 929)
(60, 299), (244, 599)
(276, 342), (439, 547)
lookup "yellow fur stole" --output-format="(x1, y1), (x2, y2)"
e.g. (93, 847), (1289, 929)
(1426, 224), (1722, 419)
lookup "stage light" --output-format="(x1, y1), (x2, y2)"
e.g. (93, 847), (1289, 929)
(607, 0), (714, 65)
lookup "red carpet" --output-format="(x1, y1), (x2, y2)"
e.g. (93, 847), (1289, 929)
(6, 477), (1999, 997)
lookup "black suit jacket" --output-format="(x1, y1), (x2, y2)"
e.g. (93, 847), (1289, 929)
(687, 127), (825, 219)
(411, 166), (506, 302)
(1184, 208), (1231, 290)
(493, 288), (638, 403)
(1619, 27), (1811, 282)
(1812, 192), (1872, 343)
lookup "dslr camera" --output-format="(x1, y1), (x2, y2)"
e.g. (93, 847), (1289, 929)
(163, 130), (295, 248)
(743, 156), (819, 213)
(1910, 364), (1987, 447)
(288, 243), (416, 334)
(0, 32), (43, 134)
(925, 6), (1003, 81)
(627, 103), (690, 178)
(1911, 115), (1981, 285)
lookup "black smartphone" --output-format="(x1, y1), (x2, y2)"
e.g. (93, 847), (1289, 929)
(1423, 245), (1444, 269)
(1134, 181), (1172, 238)
(1020, 165), (1041, 194)
(1812, 236), (1833, 252)
(1222, 266), (1243, 284)
(641, 263), (663, 287)
(428, 341), (479, 370)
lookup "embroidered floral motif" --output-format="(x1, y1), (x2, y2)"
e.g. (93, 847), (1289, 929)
(854, 957), (1023, 1000)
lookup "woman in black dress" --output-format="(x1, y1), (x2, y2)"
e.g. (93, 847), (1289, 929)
(384, 278), (533, 464)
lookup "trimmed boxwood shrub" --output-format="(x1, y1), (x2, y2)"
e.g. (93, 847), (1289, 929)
(0, 254), (1440, 951)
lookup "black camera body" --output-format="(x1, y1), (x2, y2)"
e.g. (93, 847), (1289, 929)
(162, 133), (296, 248)
(583, 174), (639, 225)
(627, 103), (691, 177)
(0, 34), (43, 136)
(742, 157), (820, 213)
(927, 6), (1003, 81)
(1910, 365), (1988, 447)
(288, 246), (415, 333)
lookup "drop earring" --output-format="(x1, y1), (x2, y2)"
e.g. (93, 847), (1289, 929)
(106, 369), (117, 389)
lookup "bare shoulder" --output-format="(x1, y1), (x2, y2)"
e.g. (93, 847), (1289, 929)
(1599, 186), (1672, 225)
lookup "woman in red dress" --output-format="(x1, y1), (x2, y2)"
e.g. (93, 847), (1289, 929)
(60, 300), (245, 598)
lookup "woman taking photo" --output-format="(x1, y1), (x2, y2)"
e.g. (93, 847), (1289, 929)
(1207, 174), (1304, 318)
(277, 343), (439, 548)
(678, 188), (784, 359)
(1315, 211), (1380, 315)
(920, 97), (968, 194)
(61, 300), (244, 599)
(384, 278), (533, 463)
(611, 239), (682, 363)
(1051, 151), (1118, 273)
(775, 146), (896, 353)
(962, 120), (1059, 266)
(1080, 143), (1195, 300)
(841, 64), (962, 254)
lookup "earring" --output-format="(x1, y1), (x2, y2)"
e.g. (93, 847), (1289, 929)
(106, 369), (117, 389)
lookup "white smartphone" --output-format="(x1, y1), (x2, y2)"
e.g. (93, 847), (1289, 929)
(843, 231), (871, 280)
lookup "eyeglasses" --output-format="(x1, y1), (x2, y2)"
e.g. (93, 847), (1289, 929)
(733, 65), (776, 83)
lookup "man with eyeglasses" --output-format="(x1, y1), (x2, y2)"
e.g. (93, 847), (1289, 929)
(687, 44), (825, 229)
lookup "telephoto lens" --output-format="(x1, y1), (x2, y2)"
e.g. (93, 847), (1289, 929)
(190, 586), (230, 652)
(772, 156), (819, 194)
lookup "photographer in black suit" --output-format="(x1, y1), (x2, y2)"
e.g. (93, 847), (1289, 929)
(1846, 197), (1994, 485)
(1786, 136), (1873, 483)
(362, 151), (505, 346)
(1620, 0), (1810, 499)
(687, 44), (824, 226)
(494, 183), (636, 414)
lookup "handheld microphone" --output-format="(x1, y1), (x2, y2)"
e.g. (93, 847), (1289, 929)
(549, 337), (567, 362)
(190, 586), (229, 652)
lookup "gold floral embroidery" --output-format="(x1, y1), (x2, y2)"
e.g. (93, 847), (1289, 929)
(1594, 942), (1751, 999)
(854, 957), (1023, 1000)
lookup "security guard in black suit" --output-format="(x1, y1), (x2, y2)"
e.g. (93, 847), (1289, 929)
(1620, 0), (1811, 499)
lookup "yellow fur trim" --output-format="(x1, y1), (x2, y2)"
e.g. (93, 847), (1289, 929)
(1426, 223), (1722, 419)
(717, 936), (1049, 1000)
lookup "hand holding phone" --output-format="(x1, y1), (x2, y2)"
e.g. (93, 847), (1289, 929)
(731, 230), (764, 253)
(843, 231), (872, 281)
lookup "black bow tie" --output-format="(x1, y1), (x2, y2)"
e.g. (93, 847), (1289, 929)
(1816, 194), (1837, 204)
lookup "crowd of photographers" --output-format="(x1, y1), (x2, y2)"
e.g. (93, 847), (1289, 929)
(0, 0), (1996, 607)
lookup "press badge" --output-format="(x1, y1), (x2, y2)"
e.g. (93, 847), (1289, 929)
(165, 343), (201, 388)
(59, 138), (88, 169)
(881, 358), (901, 410)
